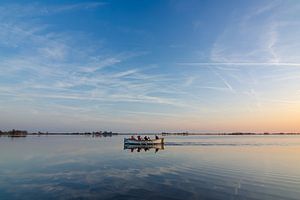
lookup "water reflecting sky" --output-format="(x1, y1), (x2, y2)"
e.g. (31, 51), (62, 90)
(1, 135), (300, 200)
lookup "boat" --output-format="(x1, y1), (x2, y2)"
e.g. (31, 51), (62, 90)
(124, 137), (164, 145)
(124, 143), (164, 150)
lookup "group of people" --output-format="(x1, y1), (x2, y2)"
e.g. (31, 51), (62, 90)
(130, 135), (159, 141)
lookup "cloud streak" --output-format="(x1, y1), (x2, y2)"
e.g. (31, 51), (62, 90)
(178, 62), (300, 66)
(0, 2), (106, 18)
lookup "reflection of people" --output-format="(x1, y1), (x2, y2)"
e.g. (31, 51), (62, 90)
(155, 135), (159, 139)
(124, 145), (162, 153)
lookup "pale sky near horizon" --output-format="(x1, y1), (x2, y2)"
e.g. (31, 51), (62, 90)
(1, 0), (300, 133)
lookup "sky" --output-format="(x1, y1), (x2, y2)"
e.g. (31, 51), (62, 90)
(0, 0), (300, 133)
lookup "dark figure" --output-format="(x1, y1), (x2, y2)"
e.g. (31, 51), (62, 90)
(155, 135), (159, 139)
(131, 136), (136, 140)
(144, 136), (148, 140)
(137, 135), (141, 140)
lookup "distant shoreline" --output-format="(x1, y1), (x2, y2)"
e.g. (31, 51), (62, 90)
(1, 129), (300, 137)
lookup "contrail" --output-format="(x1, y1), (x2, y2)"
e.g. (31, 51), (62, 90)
(177, 62), (300, 66)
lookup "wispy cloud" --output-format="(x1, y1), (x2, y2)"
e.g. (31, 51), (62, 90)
(0, 2), (106, 18)
(198, 86), (233, 92)
(177, 62), (300, 66)
(0, 1), (195, 127)
(208, 67), (235, 94)
(209, 1), (300, 64)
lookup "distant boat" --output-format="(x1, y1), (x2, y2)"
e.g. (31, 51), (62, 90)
(124, 138), (164, 145)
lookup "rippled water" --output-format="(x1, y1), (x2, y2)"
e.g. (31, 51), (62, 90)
(1, 135), (300, 200)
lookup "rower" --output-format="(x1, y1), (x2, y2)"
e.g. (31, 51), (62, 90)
(155, 135), (159, 139)
(131, 136), (136, 140)
(137, 136), (141, 140)
(144, 136), (148, 140)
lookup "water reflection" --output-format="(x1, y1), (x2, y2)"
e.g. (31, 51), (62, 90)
(1, 135), (300, 200)
(124, 144), (164, 153)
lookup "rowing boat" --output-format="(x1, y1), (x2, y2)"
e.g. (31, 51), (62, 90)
(124, 138), (164, 145)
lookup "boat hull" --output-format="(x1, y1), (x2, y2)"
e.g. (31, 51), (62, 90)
(124, 143), (164, 150)
(124, 138), (164, 145)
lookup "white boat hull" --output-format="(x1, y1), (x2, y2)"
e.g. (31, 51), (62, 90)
(124, 138), (164, 145)
(124, 143), (164, 150)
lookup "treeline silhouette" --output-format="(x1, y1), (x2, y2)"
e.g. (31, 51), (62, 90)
(1, 130), (300, 137)
(0, 130), (118, 137)
(32, 131), (118, 137)
(0, 129), (28, 137)
(161, 132), (300, 136)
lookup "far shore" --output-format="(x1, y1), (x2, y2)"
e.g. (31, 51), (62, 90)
(1, 129), (300, 137)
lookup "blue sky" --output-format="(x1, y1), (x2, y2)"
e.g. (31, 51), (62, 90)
(1, 0), (300, 132)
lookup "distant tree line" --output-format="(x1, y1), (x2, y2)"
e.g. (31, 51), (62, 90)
(0, 130), (118, 137)
(162, 132), (189, 136)
(1, 130), (300, 137)
(0, 129), (28, 137)
(161, 132), (300, 135)
(84, 131), (118, 137)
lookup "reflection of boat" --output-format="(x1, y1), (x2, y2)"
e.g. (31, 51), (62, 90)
(124, 138), (164, 145)
(8, 134), (27, 137)
(124, 143), (164, 153)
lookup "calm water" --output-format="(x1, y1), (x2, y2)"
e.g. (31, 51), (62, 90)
(1, 135), (300, 200)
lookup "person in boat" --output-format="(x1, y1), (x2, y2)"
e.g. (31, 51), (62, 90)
(131, 135), (137, 140)
(137, 135), (141, 140)
(155, 135), (159, 139)
(144, 136), (148, 140)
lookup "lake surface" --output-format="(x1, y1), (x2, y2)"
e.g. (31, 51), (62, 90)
(1, 135), (300, 200)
